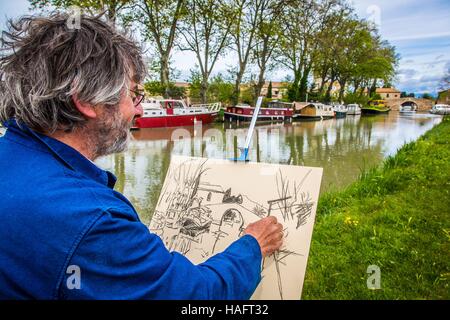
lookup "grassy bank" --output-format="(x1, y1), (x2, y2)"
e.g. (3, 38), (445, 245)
(303, 116), (450, 299)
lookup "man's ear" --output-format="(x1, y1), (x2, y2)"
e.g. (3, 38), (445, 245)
(72, 94), (98, 119)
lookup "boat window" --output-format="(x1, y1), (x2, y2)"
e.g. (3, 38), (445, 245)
(174, 101), (184, 108)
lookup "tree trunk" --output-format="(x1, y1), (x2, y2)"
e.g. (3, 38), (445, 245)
(353, 79), (361, 94)
(318, 64), (330, 96)
(299, 64), (312, 101)
(254, 37), (270, 105)
(160, 55), (170, 98)
(108, 3), (117, 26)
(254, 63), (267, 105)
(233, 68), (245, 105)
(338, 79), (346, 102)
(200, 74), (209, 104)
(325, 73), (336, 103)
(369, 78), (377, 97)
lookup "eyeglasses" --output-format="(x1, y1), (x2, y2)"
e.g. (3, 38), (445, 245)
(129, 89), (145, 107)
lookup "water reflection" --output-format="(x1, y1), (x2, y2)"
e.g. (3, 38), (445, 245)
(96, 113), (442, 224)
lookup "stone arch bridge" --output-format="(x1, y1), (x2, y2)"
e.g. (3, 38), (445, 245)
(385, 98), (433, 111)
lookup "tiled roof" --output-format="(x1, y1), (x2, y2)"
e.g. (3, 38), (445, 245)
(376, 88), (401, 93)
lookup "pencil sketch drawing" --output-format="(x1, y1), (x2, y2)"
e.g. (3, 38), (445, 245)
(149, 155), (323, 300)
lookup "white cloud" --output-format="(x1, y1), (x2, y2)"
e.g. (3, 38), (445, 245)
(398, 69), (417, 77)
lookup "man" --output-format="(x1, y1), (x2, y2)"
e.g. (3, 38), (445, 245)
(0, 14), (283, 299)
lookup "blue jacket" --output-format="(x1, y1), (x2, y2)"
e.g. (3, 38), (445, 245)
(0, 120), (262, 299)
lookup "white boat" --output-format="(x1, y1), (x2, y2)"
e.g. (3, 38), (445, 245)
(332, 104), (348, 118)
(133, 98), (221, 128)
(292, 103), (334, 121)
(430, 104), (450, 115)
(399, 103), (417, 114)
(346, 104), (361, 115)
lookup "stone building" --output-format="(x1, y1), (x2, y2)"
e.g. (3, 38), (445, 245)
(260, 81), (288, 100)
(437, 89), (450, 104)
(374, 87), (401, 100)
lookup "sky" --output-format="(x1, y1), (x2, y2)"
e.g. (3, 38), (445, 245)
(1, 0), (449, 95)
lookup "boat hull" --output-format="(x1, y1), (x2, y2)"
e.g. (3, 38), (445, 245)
(224, 112), (289, 122)
(334, 111), (347, 118)
(292, 115), (334, 121)
(224, 105), (293, 122)
(361, 108), (390, 115)
(430, 110), (450, 115)
(134, 112), (217, 128)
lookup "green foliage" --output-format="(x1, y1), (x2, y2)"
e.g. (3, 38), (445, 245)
(303, 117), (450, 299)
(240, 85), (255, 105)
(29, 0), (131, 22)
(187, 71), (234, 105)
(343, 92), (370, 106)
(144, 81), (185, 98)
(401, 92), (415, 98)
(370, 93), (382, 100)
(209, 76), (235, 105)
(437, 90), (449, 103)
(422, 93), (434, 100)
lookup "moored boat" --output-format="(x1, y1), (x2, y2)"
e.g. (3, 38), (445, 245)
(429, 104), (450, 115)
(224, 101), (293, 122)
(347, 104), (361, 115)
(133, 98), (221, 129)
(399, 104), (417, 114)
(361, 100), (390, 115)
(332, 104), (348, 118)
(292, 102), (334, 121)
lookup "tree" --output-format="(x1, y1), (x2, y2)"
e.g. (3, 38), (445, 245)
(208, 75), (236, 106)
(251, 0), (284, 103)
(144, 81), (186, 98)
(177, 0), (235, 103)
(266, 81), (272, 98)
(422, 93), (434, 100)
(130, 0), (185, 97)
(313, 8), (398, 103)
(401, 92), (415, 98)
(277, 0), (340, 102)
(230, 0), (267, 105)
(29, 0), (132, 25)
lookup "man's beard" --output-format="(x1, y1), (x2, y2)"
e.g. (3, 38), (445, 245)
(89, 107), (132, 159)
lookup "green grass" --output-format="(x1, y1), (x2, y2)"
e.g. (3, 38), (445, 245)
(303, 116), (450, 299)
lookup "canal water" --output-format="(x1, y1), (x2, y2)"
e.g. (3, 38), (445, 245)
(96, 112), (442, 224)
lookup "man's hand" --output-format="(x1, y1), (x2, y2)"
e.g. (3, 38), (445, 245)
(243, 216), (284, 257)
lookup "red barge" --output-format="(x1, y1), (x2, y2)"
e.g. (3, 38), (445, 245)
(133, 99), (221, 129)
(224, 101), (294, 122)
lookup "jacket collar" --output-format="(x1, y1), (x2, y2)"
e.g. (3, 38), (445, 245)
(3, 119), (117, 189)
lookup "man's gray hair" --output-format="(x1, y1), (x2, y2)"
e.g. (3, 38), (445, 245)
(0, 13), (145, 133)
